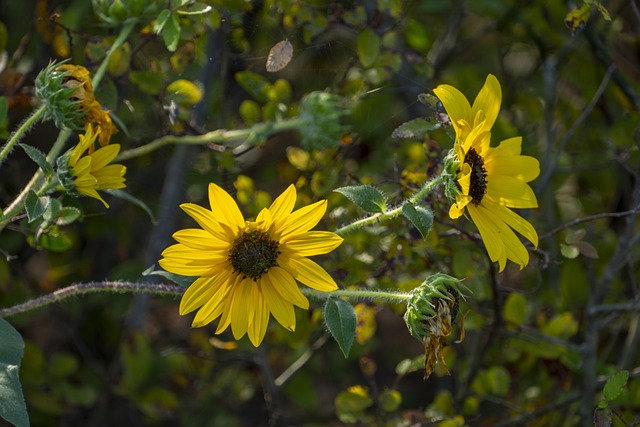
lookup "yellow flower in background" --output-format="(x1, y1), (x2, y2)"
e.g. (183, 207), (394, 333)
(68, 124), (126, 208)
(159, 183), (343, 347)
(434, 74), (539, 271)
(55, 64), (117, 148)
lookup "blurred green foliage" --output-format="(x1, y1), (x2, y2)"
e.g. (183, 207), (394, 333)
(1, 0), (639, 425)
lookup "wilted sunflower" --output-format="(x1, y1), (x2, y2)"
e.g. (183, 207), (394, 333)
(434, 74), (539, 271)
(55, 64), (117, 147)
(65, 124), (126, 208)
(159, 183), (343, 347)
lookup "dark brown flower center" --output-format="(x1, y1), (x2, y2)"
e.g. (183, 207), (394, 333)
(464, 148), (488, 205)
(228, 230), (280, 280)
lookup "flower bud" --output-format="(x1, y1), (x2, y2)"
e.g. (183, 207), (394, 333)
(35, 61), (87, 131)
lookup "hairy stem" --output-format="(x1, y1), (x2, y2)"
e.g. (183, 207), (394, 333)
(0, 281), (184, 318)
(334, 175), (444, 236)
(0, 104), (47, 167)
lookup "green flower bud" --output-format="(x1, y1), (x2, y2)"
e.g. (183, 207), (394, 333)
(35, 61), (86, 131)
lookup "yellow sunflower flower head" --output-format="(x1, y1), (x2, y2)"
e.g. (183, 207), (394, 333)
(159, 183), (344, 347)
(56, 123), (126, 208)
(433, 74), (540, 271)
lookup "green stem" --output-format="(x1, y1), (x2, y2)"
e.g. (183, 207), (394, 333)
(0, 129), (72, 230)
(0, 104), (47, 167)
(115, 118), (307, 162)
(334, 175), (444, 236)
(0, 281), (184, 318)
(91, 20), (136, 90)
(302, 288), (412, 304)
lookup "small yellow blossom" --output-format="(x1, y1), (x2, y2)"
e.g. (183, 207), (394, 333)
(68, 124), (126, 208)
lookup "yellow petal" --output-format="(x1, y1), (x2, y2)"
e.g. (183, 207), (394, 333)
(172, 228), (229, 250)
(433, 83), (472, 140)
(471, 74), (501, 134)
(179, 272), (227, 315)
(247, 284), (269, 347)
(266, 266), (309, 309)
(279, 256), (338, 292)
(192, 276), (235, 327)
(180, 203), (228, 240)
(229, 279), (252, 340)
(90, 144), (120, 170)
(208, 183), (245, 231)
(495, 204), (538, 248)
(267, 184), (297, 230)
(261, 277), (296, 331)
(467, 204), (506, 270)
(280, 231), (343, 255)
(486, 176), (538, 209)
(278, 199), (327, 238)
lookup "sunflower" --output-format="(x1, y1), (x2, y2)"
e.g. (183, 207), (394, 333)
(66, 123), (126, 208)
(433, 74), (539, 271)
(159, 183), (343, 347)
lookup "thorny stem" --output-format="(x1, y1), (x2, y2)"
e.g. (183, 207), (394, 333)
(0, 129), (72, 231)
(0, 282), (184, 318)
(334, 175), (444, 236)
(0, 104), (47, 167)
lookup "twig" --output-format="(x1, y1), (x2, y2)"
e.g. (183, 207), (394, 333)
(539, 203), (640, 240)
(274, 333), (329, 387)
(490, 394), (581, 427)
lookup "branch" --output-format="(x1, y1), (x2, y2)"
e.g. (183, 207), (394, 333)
(0, 281), (184, 318)
(539, 203), (640, 240)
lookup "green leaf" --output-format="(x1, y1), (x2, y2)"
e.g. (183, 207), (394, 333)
(154, 9), (171, 33)
(37, 229), (72, 252)
(334, 185), (386, 214)
(104, 189), (157, 224)
(55, 207), (82, 226)
(379, 389), (402, 412)
(335, 385), (373, 423)
(130, 71), (165, 95)
(542, 313), (579, 339)
(392, 118), (441, 139)
(324, 297), (356, 358)
(24, 191), (48, 223)
(503, 292), (528, 326)
(42, 198), (62, 222)
(401, 203), (433, 239)
(357, 28), (380, 67)
(395, 355), (426, 376)
(235, 71), (271, 103)
(161, 14), (181, 52)
(560, 243), (580, 259)
(176, 2), (212, 14)
(603, 370), (628, 402)
(19, 143), (53, 177)
(0, 318), (29, 427)
(142, 265), (197, 288)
